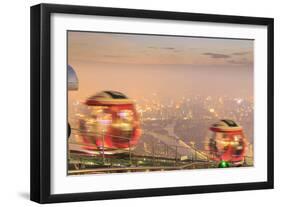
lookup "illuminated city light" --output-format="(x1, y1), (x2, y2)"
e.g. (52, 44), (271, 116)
(235, 98), (243, 105)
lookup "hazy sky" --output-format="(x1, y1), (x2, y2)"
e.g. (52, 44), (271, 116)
(68, 31), (253, 102)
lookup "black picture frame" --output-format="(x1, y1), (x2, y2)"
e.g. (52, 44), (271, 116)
(30, 3), (274, 204)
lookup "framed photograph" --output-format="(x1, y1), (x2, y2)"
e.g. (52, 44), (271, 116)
(30, 3), (274, 203)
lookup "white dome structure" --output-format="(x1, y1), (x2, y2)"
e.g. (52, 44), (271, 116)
(68, 65), (78, 91)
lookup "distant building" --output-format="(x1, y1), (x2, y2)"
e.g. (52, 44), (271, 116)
(68, 65), (78, 91)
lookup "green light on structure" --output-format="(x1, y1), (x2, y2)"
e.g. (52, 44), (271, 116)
(218, 160), (230, 168)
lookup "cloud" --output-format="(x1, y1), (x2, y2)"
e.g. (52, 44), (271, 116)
(202, 52), (231, 59)
(232, 51), (250, 56)
(147, 46), (157, 49)
(162, 47), (175, 50)
(227, 58), (253, 66)
(147, 46), (176, 50)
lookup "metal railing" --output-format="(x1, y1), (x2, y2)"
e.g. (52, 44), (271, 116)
(69, 127), (253, 169)
(70, 128), (213, 166)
